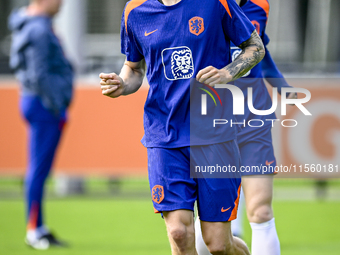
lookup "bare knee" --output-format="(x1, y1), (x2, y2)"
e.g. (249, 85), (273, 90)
(248, 204), (273, 223)
(164, 210), (195, 253)
(169, 225), (187, 242)
(206, 239), (234, 255)
(168, 224), (194, 252)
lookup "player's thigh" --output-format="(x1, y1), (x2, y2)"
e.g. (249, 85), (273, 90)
(197, 177), (241, 222)
(191, 141), (242, 222)
(242, 176), (274, 217)
(148, 147), (196, 213)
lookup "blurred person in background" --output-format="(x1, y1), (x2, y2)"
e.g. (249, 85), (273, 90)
(195, 0), (297, 255)
(8, 0), (73, 250)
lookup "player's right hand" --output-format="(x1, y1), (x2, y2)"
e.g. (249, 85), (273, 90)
(99, 73), (125, 98)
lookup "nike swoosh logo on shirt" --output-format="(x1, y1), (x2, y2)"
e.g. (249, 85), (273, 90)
(144, 29), (158, 36)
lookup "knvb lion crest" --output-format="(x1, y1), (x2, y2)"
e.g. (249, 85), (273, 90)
(171, 48), (194, 79)
(161, 46), (194, 80)
(189, 17), (204, 36)
(152, 185), (164, 204)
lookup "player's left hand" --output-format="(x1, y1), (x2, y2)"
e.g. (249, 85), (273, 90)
(196, 66), (232, 87)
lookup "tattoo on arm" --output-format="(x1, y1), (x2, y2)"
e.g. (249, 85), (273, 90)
(225, 30), (265, 81)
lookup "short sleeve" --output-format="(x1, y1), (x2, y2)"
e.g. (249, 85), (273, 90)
(120, 9), (144, 62)
(219, 0), (255, 47)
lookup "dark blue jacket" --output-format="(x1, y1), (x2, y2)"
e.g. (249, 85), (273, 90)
(8, 9), (73, 115)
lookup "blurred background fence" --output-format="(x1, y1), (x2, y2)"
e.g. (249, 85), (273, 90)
(0, 0), (339, 75)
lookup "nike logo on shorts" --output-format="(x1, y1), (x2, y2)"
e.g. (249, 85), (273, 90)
(221, 207), (231, 213)
(266, 160), (275, 166)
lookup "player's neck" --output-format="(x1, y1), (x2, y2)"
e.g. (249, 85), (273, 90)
(160, 0), (182, 6)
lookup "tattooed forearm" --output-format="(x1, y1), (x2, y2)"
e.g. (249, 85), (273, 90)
(224, 30), (265, 81)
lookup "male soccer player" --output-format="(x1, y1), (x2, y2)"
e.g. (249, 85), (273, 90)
(100, 0), (265, 254)
(8, 0), (73, 250)
(195, 1), (296, 255)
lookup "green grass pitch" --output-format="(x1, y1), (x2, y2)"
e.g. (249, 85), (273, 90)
(1, 198), (340, 255)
